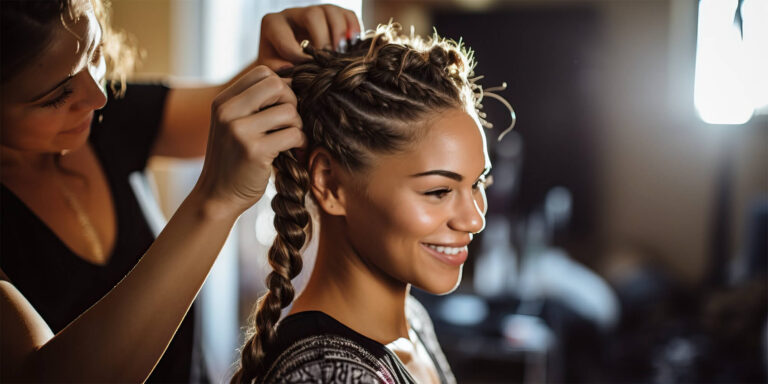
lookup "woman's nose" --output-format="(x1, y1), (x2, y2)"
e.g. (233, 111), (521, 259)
(449, 190), (486, 234)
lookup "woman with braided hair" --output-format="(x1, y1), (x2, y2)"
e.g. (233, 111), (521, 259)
(232, 24), (495, 384)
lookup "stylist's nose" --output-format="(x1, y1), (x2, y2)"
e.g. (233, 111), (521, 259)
(72, 58), (108, 111)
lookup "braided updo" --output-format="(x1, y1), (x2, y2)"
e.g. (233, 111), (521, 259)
(231, 23), (483, 383)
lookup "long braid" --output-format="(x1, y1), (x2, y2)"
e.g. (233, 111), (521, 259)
(234, 23), (486, 383)
(232, 152), (309, 383)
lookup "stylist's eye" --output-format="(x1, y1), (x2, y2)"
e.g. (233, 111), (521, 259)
(91, 43), (103, 64)
(41, 87), (74, 109)
(425, 188), (452, 199)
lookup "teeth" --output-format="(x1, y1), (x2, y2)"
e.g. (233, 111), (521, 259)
(427, 244), (465, 256)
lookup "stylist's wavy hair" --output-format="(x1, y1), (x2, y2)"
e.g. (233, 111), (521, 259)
(232, 23), (494, 383)
(0, 0), (137, 94)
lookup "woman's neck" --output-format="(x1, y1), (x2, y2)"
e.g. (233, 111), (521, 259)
(290, 214), (411, 345)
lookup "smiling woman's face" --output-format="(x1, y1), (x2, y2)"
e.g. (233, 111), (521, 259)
(342, 108), (491, 294)
(0, 0), (107, 155)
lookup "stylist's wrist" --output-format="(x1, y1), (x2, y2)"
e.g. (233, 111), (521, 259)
(185, 185), (256, 222)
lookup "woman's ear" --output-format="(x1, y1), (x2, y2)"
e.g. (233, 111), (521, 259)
(308, 148), (347, 216)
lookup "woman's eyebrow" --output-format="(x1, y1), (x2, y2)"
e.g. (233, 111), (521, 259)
(410, 170), (463, 181)
(410, 167), (490, 182)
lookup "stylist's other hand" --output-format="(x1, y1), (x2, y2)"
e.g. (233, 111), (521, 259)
(194, 66), (305, 217)
(257, 5), (362, 70)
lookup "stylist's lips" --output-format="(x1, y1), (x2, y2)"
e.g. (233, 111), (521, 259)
(62, 113), (93, 134)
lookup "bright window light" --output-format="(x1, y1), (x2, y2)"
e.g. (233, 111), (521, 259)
(201, 0), (364, 83)
(742, 0), (768, 110)
(694, 0), (768, 124)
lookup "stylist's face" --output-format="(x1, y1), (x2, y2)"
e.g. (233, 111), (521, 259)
(0, 0), (107, 154)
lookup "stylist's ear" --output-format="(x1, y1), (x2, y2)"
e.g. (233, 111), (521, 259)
(308, 149), (347, 216)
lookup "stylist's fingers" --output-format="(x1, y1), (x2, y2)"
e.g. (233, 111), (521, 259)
(257, 5), (362, 69)
(245, 124), (307, 163)
(341, 8), (362, 38)
(260, 12), (310, 65)
(259, 126), (307, 156)
(197, 65), (302, 213)
(216, 75), (297, 123)
(215, 65), (274, 106)
(230, 103), (303, 142)
(284, 6), (331, 50)
(321, 5), (349, 52)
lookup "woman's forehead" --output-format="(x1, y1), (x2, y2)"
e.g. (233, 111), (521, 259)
(369, 109), (490, 182)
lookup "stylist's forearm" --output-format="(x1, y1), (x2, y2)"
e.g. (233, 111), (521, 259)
(29, 189), (240, 382)
(154, 85), (222, 158)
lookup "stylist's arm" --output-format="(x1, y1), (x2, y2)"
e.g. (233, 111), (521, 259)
(0, 67), (303, 382)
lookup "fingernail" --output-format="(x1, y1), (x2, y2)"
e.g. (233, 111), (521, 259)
(338, 38), (348, 53)
(350, 33), (360, 46)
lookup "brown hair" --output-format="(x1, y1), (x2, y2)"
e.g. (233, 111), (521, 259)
(0, 0), (137, 95)
(232, 23), (483, 383)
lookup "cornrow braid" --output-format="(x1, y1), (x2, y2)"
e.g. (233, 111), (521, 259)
(232, 22), (483, 383)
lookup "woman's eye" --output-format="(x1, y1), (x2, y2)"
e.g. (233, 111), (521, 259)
(425, 189), (451, 199)
(41, 87), (74, 109)
(473, 174), (492, 190)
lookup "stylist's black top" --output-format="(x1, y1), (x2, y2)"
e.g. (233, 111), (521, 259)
(0, 84), (206, 383)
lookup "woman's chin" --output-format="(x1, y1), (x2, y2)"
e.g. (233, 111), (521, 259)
(415, 267), (463, 296)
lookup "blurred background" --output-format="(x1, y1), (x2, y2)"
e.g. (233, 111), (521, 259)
(111, 0), (767, 382)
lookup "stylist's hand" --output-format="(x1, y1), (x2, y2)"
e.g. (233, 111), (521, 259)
(194, 66), (305, 217)
(257, 5), (362, 70)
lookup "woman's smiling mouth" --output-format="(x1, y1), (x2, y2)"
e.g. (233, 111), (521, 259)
(421, 243), (469, 266)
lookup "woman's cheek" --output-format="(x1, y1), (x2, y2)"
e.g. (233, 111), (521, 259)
(406, 202), (445, 234)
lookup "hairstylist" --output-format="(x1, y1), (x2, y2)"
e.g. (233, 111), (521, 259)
(0, 1), (360, 382)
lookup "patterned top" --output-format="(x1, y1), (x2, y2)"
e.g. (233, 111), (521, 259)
(258, 296), (456, 384)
